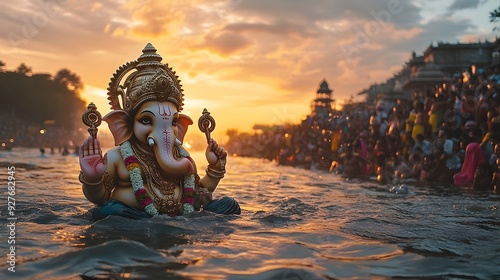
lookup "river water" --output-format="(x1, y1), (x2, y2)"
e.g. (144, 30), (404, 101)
(0, 147), (499, 279)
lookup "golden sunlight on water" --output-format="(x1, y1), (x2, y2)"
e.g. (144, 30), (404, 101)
(0, 147), (498, 279)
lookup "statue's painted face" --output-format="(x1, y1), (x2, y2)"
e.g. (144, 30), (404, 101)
(131, 100), (193, 175)
(133, 101), (180, 145)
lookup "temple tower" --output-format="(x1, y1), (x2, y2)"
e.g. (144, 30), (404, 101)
(311, 79), (334, 117)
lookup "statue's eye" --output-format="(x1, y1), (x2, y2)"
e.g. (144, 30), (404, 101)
(139, 117), (151, 125)
(172, 117), (178, 126)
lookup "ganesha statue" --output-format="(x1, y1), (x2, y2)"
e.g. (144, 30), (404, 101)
(78, 43), (240, 220)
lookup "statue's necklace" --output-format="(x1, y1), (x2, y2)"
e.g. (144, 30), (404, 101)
(120, 141), (196, 216)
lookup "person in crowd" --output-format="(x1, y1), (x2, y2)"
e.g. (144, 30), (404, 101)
(420, 154), (438, 183)
(476, 76), (491, 125)
(353, 130), (370, 177)
(442, 108), (463, 140)
(473, 163), (493, 190)
(488, 66), (500, 85)
(375, 152), (394, 185)
(387, 106), (405, 158)
(411, 102), (427, 141)
(428, 92), (447, 135)
(434, 128), (447, 150)
(394, 153), (412, 179)
(489, 143), (500, 171)
(431, 146), (451, 184)
(39, 147), (46, 157)
(491, 158), (500, 192)
(340, 144), (360, 179)
(414, 133), (433, 156)
(442, 136), (462, 185)
(461, 89), (477, 123)
(370, 111), (382, 140)
(453, 127), (486, 187)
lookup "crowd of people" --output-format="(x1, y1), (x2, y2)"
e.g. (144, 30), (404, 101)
(0, 114), (84, 152)
(226, 65), (500, 192)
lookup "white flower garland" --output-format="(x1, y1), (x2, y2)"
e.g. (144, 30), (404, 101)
(178, 145), (196, 214)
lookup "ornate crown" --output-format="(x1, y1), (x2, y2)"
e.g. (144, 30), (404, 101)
(107, 43), (184, 113)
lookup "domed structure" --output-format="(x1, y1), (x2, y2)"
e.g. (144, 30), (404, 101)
(412, 63), (446, 79)
(317, 80), (333, 94)
(385, 79), (410, 101)
(402, 63), (451, 91)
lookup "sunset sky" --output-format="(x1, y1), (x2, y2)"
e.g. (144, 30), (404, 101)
(0, 0), (499, 142)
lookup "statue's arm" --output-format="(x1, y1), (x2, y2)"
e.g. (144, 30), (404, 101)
(80, 162), (115, 205)
(200, 139), (227, 192)
(79, 138), (118, 205)
(199, 173), (222, 192)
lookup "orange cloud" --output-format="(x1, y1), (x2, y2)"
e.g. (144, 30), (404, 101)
(201, 30), (252, 56)
(125, 0), (189, 37)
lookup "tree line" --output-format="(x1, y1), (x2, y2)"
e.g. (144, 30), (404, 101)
(0, 61), (86, 130)
(0, 61), (88, 148)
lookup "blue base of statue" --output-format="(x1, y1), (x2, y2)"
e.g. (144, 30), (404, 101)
(90, 200), (151, 221)
(205, 197), (241, 215)
(90, 197), (241, 221)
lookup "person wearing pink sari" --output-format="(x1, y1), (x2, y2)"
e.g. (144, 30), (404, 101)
(453, 128), (486, 187)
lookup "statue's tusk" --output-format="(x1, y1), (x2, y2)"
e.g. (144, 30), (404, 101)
(148, 137), (155, 147)
(175, 138), (182, 146)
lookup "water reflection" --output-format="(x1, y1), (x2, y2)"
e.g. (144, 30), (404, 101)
(0, 148), (498, 279)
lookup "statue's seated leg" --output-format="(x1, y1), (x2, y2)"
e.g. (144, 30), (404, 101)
(90, 200), (151, 221)
(204, 197), (241, 215)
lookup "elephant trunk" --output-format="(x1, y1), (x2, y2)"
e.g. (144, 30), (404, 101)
(152, 130), (194, 176)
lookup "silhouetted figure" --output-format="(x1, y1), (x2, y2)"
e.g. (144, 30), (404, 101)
(39, 147), (46, 158)
(62, 146), (69, 156)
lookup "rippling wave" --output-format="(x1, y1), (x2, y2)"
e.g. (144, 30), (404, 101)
(0, 148), (499, 279)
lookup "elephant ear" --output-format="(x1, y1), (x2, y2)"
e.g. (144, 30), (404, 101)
(103, 110), (133, 146)
(177, 114), (193, 144)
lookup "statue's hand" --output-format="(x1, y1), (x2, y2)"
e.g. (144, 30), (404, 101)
(79, 136), (106, 182)
(205, 139), (227, 169)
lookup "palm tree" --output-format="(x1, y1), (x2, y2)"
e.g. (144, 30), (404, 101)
(490, 5), (500, 31)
